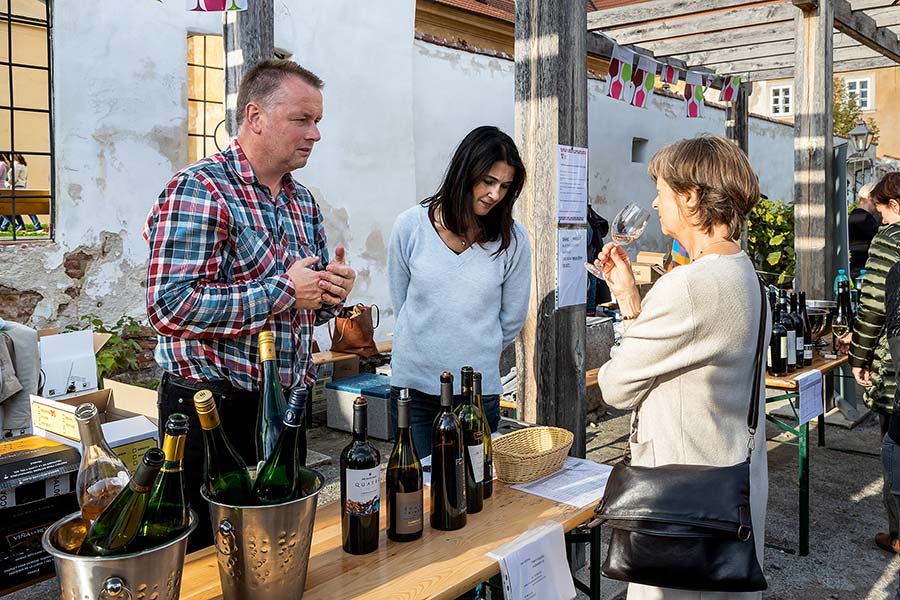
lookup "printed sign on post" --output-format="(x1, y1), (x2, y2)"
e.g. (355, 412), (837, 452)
(557, 229), (587, 309)
(556, 145), (588, 224)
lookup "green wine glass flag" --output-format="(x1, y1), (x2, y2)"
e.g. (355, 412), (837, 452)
(605, 44), (635, 104)
(188, 0), (247, 10)
(630, 55), (657, 110)
(684, 71), (705, 119)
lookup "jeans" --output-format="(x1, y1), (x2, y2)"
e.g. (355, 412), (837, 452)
(882, 432), (900, 600)
(389, 386), (500, 458)
(157, 372), (307, 552)
(881, 414), (899, 538)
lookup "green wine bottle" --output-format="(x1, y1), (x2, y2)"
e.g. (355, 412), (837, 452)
(386, 389), (423, 542)
(79, 448), (165, 556)
(137, 414), (191, 550)
(257, 330), (288, 463)
(456, 367), (484, 515)
(431, 371), (466, 531)
(473, 372), (493, 499)
(252, 388), (314, 505)
(194, 390), (253, 504)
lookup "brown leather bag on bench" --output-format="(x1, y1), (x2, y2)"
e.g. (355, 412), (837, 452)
(328, 304), (381, 357)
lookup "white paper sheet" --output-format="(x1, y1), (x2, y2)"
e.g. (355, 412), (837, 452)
(557, 229), (587, 309)
(797, 369), (824, 425)
(511, 456), (612, 507)
(556, 145), (588, 224)
(487, 521), (577, 600)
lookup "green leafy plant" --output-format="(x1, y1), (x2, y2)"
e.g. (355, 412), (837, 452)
(747, 197), (794, 285)
(66, 314), (145, 380)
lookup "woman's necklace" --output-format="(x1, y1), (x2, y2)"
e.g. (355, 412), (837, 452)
(696, 239), (735, 257)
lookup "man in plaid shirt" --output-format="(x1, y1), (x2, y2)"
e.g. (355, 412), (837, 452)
(144, 60), (355, 549)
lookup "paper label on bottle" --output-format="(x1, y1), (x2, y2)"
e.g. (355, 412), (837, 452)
(804, 344), (813, 361)
(767, 347), (772, 368)
(786, 332), (796, 364)
(345, 467), (380, 515)
(796, 335), (805, 353)
(45, 474), (71, 498)
(394, 489), (423, 535)
(455, 458), (466, 509)
(467, 444), (484, 483)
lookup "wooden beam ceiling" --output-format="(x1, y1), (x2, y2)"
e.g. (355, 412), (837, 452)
(587, 0), (779, 30)
(704, 43), (886, 74)
(744, 54), (898, 80)
(850, 0), (899, 10)
(645, 22), (796, 57)
(833, 0), (900, 61)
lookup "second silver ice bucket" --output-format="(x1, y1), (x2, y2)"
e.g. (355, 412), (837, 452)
(202, 467), (324, 600)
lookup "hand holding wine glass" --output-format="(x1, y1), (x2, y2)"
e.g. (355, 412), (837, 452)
(595, 242), (636, 298)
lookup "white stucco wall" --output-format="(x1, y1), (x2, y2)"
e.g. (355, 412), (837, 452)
(412, 41), (795, 255)
(3, 7), (794, 339)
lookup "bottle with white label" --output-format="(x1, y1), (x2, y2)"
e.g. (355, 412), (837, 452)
(779, 294), (797, 372)
(456, 367), (484, 515)
(431, 371), (467, 531)
(386, 389), (423, 542)
(340, 396), (382, 554)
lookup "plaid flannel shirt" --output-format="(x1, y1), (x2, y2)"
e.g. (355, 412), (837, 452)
(143, 140), (341, 391)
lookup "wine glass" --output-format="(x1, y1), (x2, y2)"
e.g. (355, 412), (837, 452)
(611, 203), (651, 247)
(831, 312), (849, 354)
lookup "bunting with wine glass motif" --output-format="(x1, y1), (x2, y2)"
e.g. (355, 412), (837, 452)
(605, 44), (636, 104)
(718, 75), (742, 103)
(630, 56), (657, 109)
(660, 64), (680, 86)
(187, 0), (247, 11)
(683, 71), (705, 118)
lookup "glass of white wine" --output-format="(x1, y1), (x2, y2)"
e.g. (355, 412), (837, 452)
(611, 203), (651, 247)
(831, 312), (849, 354)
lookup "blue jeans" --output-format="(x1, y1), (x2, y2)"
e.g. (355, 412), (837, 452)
(882, 432), (900, 600)
(389, 386), (500, 458)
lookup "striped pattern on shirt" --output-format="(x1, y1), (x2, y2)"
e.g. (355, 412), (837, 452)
(143, 140), (340, 392)
(849, 223), (900, 414)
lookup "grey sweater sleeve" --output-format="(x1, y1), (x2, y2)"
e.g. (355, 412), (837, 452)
(388, 211), (412, 318)
(500, 225), (533, 348)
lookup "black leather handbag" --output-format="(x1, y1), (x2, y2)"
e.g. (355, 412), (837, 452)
(594, 278), (768, 593)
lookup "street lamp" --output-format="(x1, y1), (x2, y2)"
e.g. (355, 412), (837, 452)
(849, 119), (875, 155)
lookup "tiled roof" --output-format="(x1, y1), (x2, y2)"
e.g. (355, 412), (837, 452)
(430, 0), (649, 23)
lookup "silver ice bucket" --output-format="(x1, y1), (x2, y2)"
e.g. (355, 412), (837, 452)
(202, 468), (324, 600)
(42, 510), (198, 600)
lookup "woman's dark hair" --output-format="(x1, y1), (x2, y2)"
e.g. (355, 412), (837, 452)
(14, 153), (26, 166)
(872, 172), (900, 206)
(422, 126), (526, 255)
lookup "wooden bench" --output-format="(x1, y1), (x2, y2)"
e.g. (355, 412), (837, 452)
(0, 188), (50, 215)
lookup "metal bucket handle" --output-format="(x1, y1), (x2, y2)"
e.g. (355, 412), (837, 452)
(99, 576), (133, 600)
(215, 519), (237, 556)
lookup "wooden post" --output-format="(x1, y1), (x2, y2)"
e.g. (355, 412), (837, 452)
(793, 0), (835, 300)
(224, 0), (275, 138)
(514, 0), (588, 458)
(727, 82), (751, 248)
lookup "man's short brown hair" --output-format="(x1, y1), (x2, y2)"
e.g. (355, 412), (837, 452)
(871, 172), (900, 206)
(236, 59), (323, 127)
(648, 135), (760, 241)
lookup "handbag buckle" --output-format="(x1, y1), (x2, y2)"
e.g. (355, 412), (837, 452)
(738, 506), (753, 541)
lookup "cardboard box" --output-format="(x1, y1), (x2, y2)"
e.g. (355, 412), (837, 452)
(0, 436), (80, 596)
(632, 251), (667, 285)
(326, 373), (392, 440)
(0, 492), (77, 596)
(30, 379), (159, 473)
(37, 329), (112, 400)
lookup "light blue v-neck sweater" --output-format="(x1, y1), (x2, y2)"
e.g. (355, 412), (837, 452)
(388, 205), (532, 396)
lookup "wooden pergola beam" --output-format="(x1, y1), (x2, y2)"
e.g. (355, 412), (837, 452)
(850, 0), (900, 9)
(703, 42), (886, 73)
(833, 0), (900, 61)
(587, 0), (782, 31)
(647, 22), (796, 56)
(864, 6), (900, 25)
(595, 2), (796, 46)
(744, 54), (897, 80)
(672, 31), (868, 67)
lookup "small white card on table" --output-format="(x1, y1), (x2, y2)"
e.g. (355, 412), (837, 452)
(487, 521), (576, 600)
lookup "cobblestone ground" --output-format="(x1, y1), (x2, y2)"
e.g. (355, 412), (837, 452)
(7, 407), (899, 599)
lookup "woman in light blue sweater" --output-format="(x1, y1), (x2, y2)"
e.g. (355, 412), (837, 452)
(388, 126), (532, 456)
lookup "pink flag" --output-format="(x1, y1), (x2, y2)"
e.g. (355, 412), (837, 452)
(660, 64), (680, 85)
(684, 71), (705, 119)
(606, 45), (635, 103)
(631, 56), (657, 110)
(717, 75), (742, 103)
(188, 0), (247, 11)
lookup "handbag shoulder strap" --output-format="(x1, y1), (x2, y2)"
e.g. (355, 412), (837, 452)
(746, 276), (769, 457)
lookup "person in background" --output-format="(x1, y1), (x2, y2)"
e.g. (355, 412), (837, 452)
(144, 59), (356, 551)
(0, 154), (10, 233)
(388, 125), (531, 458)
(7, 154), (41, 233)
(848, 172), (900, 554)
(587, 204), (610, 315)
(595, 135), (768, 599)
(850, 182), (881, 279)
(879, 261), (900, 589)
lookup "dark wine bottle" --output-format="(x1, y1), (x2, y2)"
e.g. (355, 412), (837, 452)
(473, 372), (493, 499)
(456, 367), (484, 515)
(257, 330), (288, 463)
(194, 390), (253, 505)
(340, 397), (381, 554)
(79, 448), (165, 556)
(137, 414), (190, 550)
(789, 293), (805, 369)
(778, 294), (797, 372)
(253, 388), (313, 505)
(431, 371), (467, 531)
(386, 389), (423, 542)
(769, 298), (789, 377)
(799, 291), (814, 366)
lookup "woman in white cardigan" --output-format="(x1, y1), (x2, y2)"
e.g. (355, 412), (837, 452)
(595, 135), (770, 600)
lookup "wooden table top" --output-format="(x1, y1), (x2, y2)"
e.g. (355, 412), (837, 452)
(311, 339), (392, 365)
(764, 353), (848, 390)
(179, 482), (596, 600)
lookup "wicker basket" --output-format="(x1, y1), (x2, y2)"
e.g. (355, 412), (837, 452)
(492, 426), (574, 484)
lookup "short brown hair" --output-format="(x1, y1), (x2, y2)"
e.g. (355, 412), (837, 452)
(871, 172), (900, 206)
(648, 135), (760, 241)
(236, 59), (323, 127)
